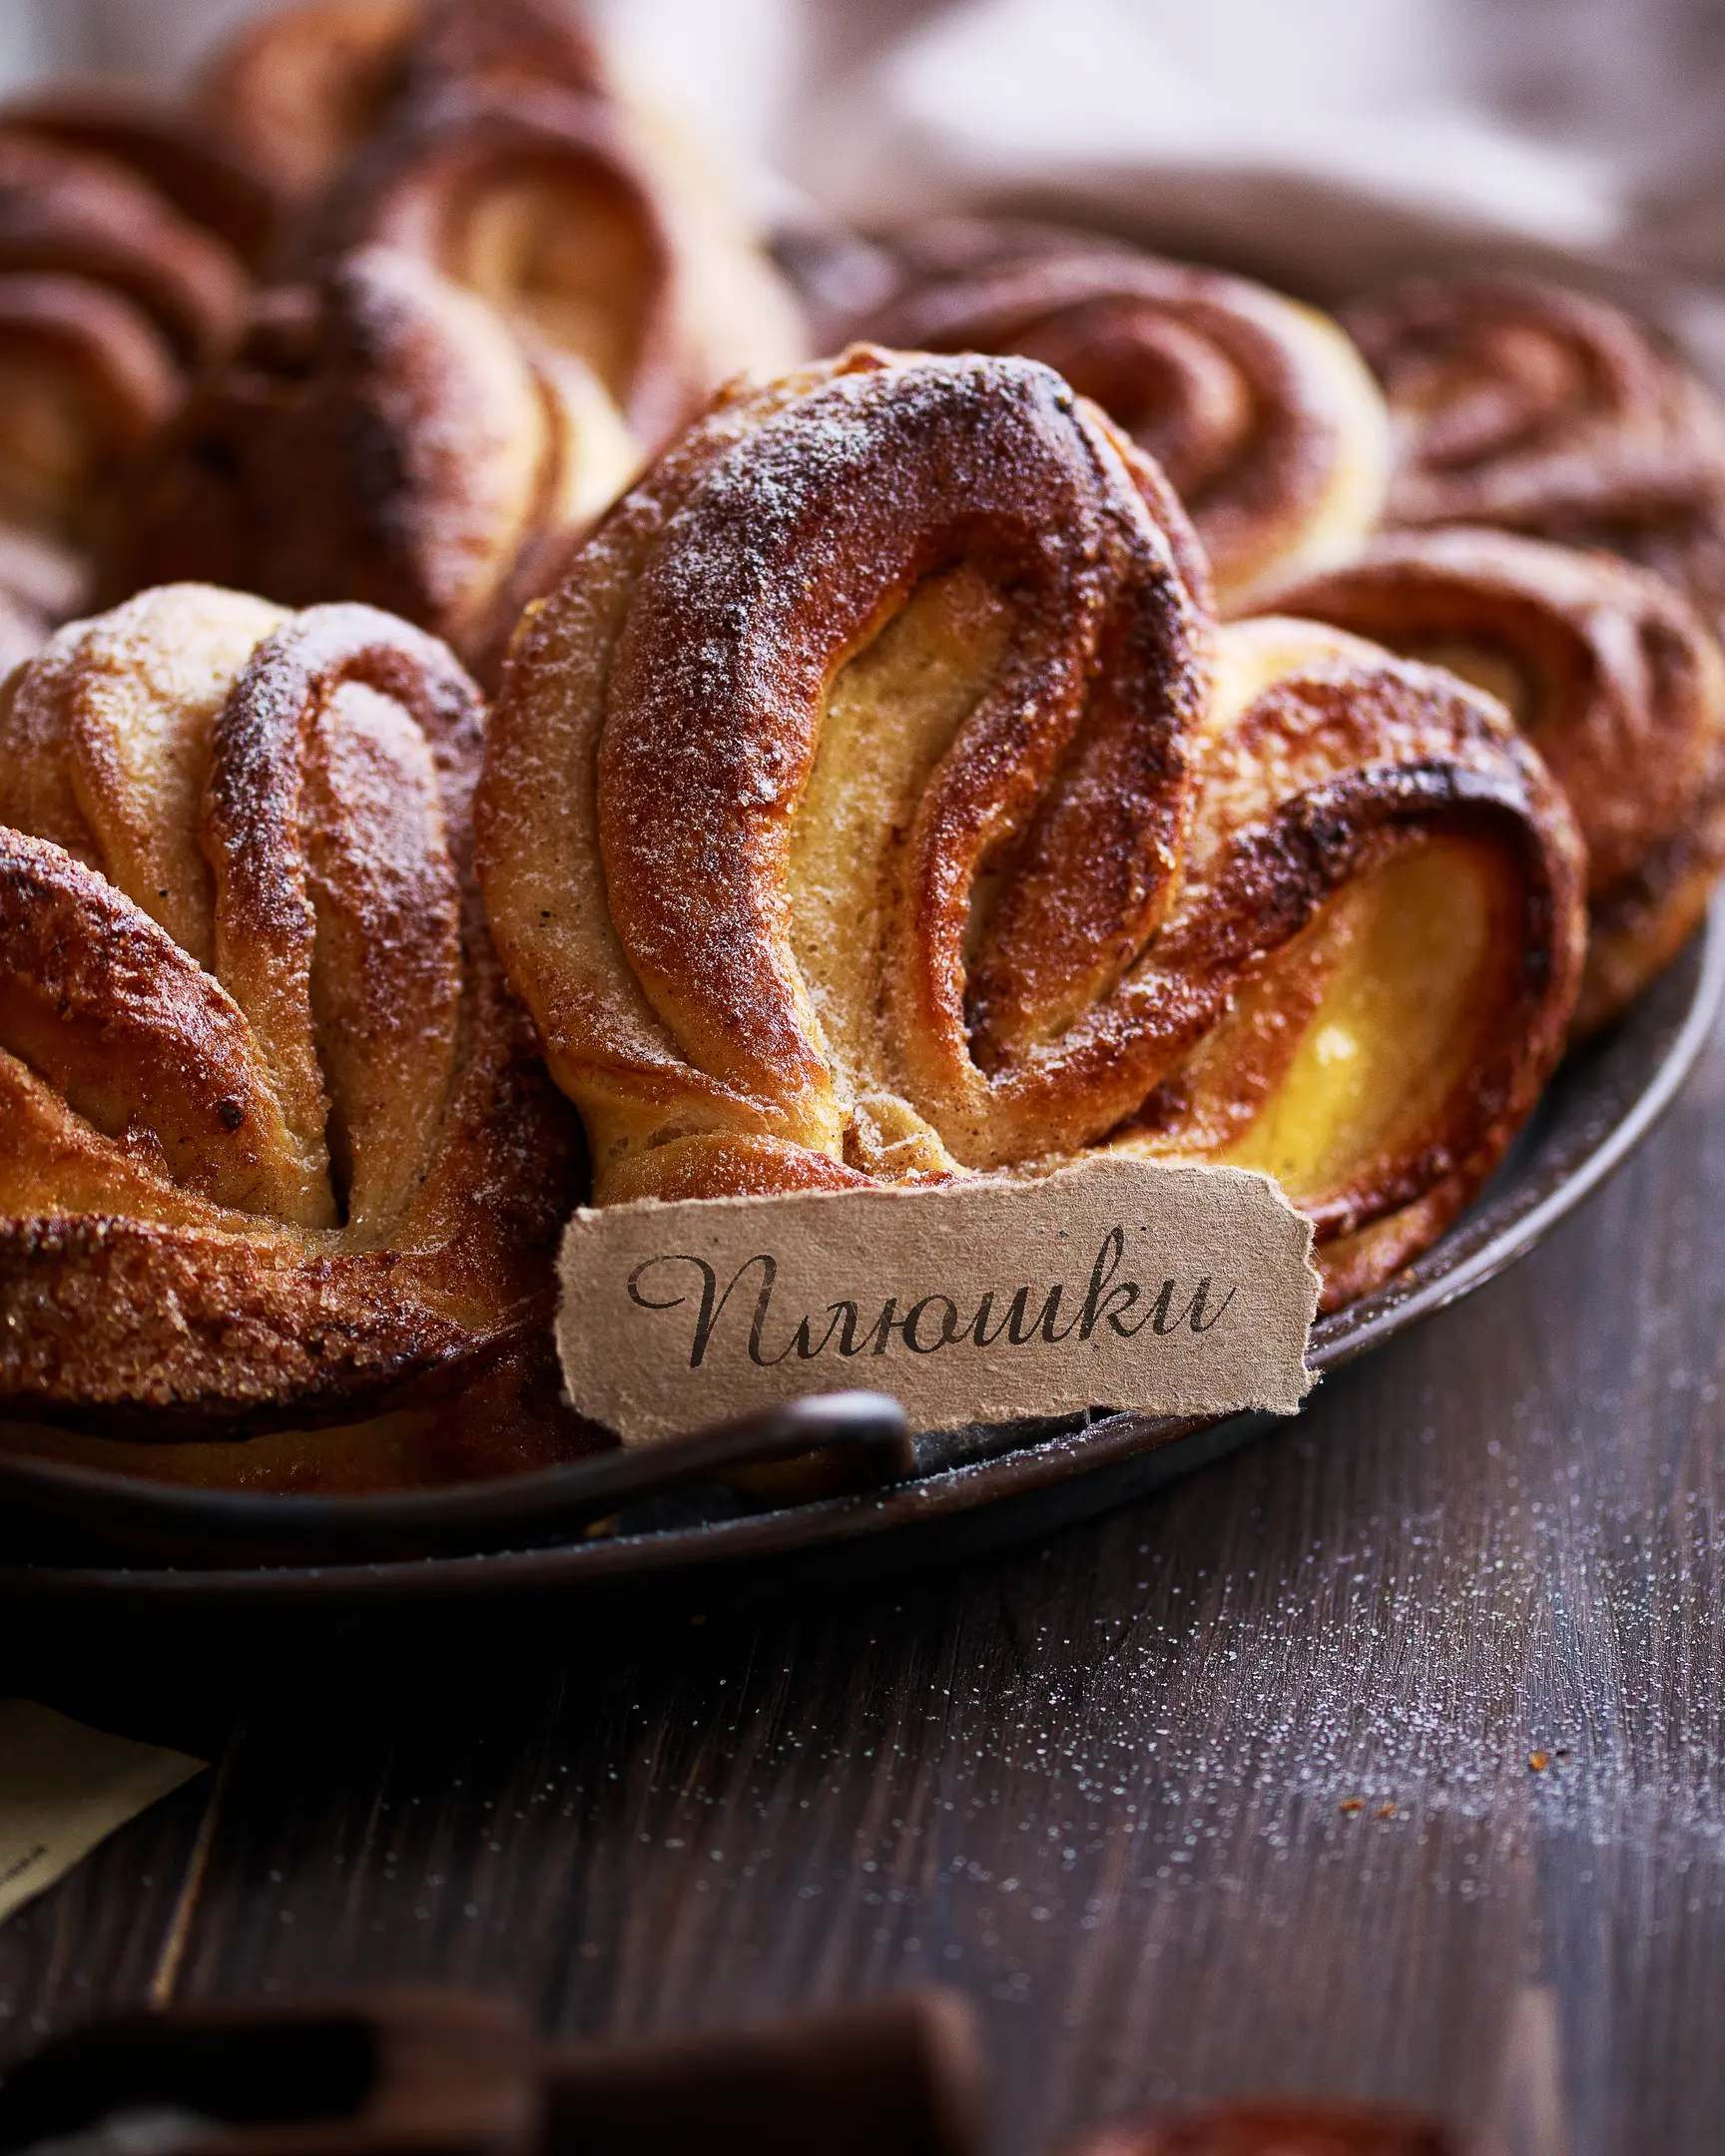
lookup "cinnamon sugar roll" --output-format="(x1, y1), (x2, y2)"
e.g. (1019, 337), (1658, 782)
(1069, 2099), (1451, 2156)
(0, 273), (177, 557)
(0, 134), (248, 624)
(197, 1), (420, 214)
(102, 246), (636, 684)
(0, 132), (245, 372)
(196, 0), (605, 218)
(1279, 527), (1725, 1033)
(477, 348), (1585, 1310)
(857, 221), (1389, 614)
(302, 13), (804, 456)
(0, 88), (281, 270)
(1347, 273), (1725, 636)
(0, 586), (585, 1488)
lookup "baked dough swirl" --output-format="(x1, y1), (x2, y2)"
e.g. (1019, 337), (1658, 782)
(0, 586), (582, 1480)
(1278, 527), (1725, 1034)
(1, 88), (283, 270)
(1346, 272), (1725, 635)
(0, 270), (178, 557)
(103, 245), (636, 684)
(857, 221), (1390, 614)
(196, 0), (422, 215)
(301, 21), (805, 458)
(0, 134), (252, 652)
(478, 348), (1586, 1309)
(196, 0), (602, 217)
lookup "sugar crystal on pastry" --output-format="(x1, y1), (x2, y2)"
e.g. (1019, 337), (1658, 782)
(0, 585), (589, 1489)
(478, 346), (1587, 1312)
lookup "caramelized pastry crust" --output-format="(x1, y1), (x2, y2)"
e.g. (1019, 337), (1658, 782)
(478, 348), (1585, 1309)
(196, 0), (421, 213)
(1347, 272), (1725, 636)
(196, 0), (604, 216)
(0, 132), (245, 370)
(858, 221), (1389, 613)
(0, 272), (178, 554)
(101, 246), (636, 683)
(0, 134), (251, 648)
(0, 586), (584, 1483)
(1279, 526), (1725, 1033)
(301, 18), (805, 456)
(0, 89), (282, 269)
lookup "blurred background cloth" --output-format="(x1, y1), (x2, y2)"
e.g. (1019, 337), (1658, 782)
(13, 0), (1725, 334)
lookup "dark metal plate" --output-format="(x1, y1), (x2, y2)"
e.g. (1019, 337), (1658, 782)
(4, 895), (1721, 1658)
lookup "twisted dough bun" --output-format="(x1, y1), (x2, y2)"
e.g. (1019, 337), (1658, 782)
(197, 0), (421, 215)
(0, 586), (585, 1487)
(0, 88), (282, 270)
(1278, 527), (1725, 1035)
(301, 17), (805, 457)
(196, 0), (603, 217)
(0, 134), (251, 652)
(1346, 273), (1725, 636)
(477, 348), (1585, 1311)
(1072, 2099), (1450, 2156)
(857, 221), (1390, 614)
(102, 246), (636, 686)
(0, 132), (244, 373)
(0, 271), (177, 558)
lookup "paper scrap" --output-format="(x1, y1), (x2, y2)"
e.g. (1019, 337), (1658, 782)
(0, 1701), (207, 1924)
(558, 1155), (1319, 1445)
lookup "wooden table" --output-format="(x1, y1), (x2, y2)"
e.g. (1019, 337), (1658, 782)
(5, 1017), (1725, 2156)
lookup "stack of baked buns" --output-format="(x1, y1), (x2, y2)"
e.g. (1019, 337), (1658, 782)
(0, 0), (1721, 1494)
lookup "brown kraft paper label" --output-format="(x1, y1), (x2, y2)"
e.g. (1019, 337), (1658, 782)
(0, 1700), (206, 1925)
(557, 1156), (1320, 1445)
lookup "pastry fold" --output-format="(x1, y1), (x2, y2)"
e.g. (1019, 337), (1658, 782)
(1, 88), (282, 270)
(0, 586), (582, 1481)
(0, 130), (253, 654)
(1278, 527), (1725, 1034)
(102, 245), (637, 683)
(295, 0), (804, 455)
(478, 348), (1586, 1309)
(196, 0), (423, 215)
(0, 132), (244, 374)
(856, 220), (1389, 613)
(1347, 272), (1725, 642)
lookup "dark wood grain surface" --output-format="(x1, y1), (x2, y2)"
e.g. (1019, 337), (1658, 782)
(6, 1018), (1725, 2156)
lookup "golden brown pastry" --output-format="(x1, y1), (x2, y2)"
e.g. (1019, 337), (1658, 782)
(1278, 526), (1725, 1033)
(1346, 272), (1725, 637)
(195, 0), (606, 224)
(0, 131), (245, 372)
(477, 347), (1585, 1311)
(101, 245), (636, 686)
(856, 220), (1390, 613)
(300, 11), (805, 456)
(0, 585), (586, 1489)
(0, 271), (178, 559)
(1068, 2098), (1453, 2156)
(0, 87), (282, 270)
(196, 0), (421, 215)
